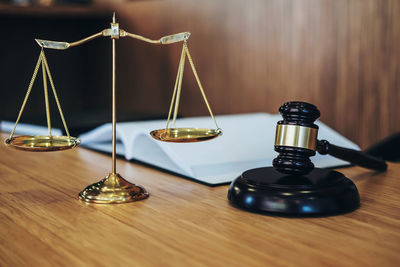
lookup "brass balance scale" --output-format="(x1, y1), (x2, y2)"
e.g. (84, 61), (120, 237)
(4, 13), (222, 204)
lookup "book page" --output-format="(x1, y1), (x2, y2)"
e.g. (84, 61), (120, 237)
(2, 113), (360, 185)
(134, 114), (360, 184)
(1, 121), (62, 136)
(79, 113), (360, 185)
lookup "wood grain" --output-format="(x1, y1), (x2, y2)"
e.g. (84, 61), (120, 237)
(102, 0), (400, 149)
(0, 132), (399, 266)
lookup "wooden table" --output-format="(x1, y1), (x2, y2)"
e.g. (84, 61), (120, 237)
(1, 134), (399, 266)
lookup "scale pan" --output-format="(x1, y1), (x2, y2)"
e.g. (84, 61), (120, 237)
(4, 135), (80, 152)
(150, 128), (222, 143)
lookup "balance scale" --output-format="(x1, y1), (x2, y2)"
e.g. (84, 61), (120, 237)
(4, 13), (222, 204)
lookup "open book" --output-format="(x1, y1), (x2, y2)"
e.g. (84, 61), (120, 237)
(78, 113), (359, 185)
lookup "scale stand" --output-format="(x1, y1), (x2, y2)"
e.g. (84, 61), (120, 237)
(5, 13), (222, 204)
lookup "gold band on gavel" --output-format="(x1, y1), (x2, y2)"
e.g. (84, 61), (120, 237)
(274, 124), (318, 150)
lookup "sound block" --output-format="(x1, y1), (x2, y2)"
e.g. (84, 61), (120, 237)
(228, 167), (360, 216)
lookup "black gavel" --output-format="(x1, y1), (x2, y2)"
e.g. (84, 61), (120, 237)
(273, 101), (387, 175)
(228, 101), (387, 217)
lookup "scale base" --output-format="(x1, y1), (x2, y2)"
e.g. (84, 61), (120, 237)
(79, 173), (149, 204)
(228, 167), (360, 216)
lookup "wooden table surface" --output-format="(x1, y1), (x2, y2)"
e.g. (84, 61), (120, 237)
(0, 134), (399, 266)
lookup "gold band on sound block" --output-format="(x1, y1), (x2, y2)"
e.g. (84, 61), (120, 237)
(275, 124), (318, 150)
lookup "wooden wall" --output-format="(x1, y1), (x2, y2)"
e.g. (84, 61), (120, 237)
(105, 0), (400, 148)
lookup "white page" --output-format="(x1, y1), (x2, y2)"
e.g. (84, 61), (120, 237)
(79, 113), (360, 185)
(1, 121), (63, 136)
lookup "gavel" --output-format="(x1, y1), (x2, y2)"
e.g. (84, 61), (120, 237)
(273, 101), (387, 175)
(228, 101), (387, 216)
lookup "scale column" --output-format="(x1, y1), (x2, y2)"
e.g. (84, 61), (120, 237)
(78, 13), (149, 203)
(111, 12), (119, 175)
(111, 38), (117, 173)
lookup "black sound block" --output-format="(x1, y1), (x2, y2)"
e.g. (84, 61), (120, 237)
(228, 167), (360, 216)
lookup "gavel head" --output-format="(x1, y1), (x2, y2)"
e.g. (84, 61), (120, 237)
(273, 101), (321, 175)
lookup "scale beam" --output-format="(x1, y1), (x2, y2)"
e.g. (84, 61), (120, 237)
(35, 29), (190, 50)
(120, 30), (190, 44)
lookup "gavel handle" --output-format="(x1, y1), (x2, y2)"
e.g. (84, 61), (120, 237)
(317, 140), (387, 171)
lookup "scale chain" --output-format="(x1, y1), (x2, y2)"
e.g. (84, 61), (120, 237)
(41, 50), (52, 136)
(184, 42), (220, 130)
(41, 51), (71, 138)
(165, 43), (186, 130)
(165, 41), (220, 132)
(9, 52), (43, 139)
(172, 44), (186, 127)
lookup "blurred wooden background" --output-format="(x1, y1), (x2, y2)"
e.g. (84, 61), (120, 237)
(112, 0), (400, 149)
(2, 0), (399, 149)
